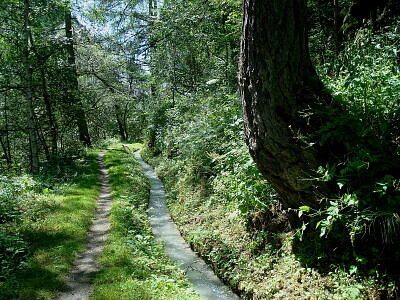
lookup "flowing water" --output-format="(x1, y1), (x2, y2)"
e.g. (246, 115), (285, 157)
(135, 152), (239, 300)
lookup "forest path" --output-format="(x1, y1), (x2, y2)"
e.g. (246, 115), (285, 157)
(134, 151), (239, 300)
(55, 151), (112, 300)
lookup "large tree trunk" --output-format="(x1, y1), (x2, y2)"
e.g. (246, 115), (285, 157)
(239, 0), (333, 209)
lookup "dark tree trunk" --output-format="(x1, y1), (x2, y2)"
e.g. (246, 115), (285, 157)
(40, 67), (58, 155)
(35, 114), (50, 160)
(239, 0), (333, 209)
(333, 0), (340, 54)
(114, 104), (128, 141)
(23, 0), (39, 174)
(65, 11), (91, 147)
(1, 95), (12, 167)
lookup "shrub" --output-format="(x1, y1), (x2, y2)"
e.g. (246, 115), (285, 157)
(0, 231), (27, 282)
(299, 24), (400, 275)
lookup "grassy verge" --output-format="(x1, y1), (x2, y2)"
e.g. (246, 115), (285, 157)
(0, 150), (100, 299)
(89, 144), (201, 299)
(141, 148), (386, 300)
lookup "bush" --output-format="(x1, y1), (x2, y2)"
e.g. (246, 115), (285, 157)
(0, 231), (27, 282)
(0, 176), (36, 224)
(300, 24), (400, 275)
(144, 91), (277, 221)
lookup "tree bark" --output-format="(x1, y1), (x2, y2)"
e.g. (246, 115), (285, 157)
(65, 10), (91, 147)
(1, 95), (12, 167)
(333, 0), (340, 54)
(149, 0), (158, 18)
(239, 0), (333, 209)
(23, 0), (39, 174)
(40, 67), (58, 156)
(114, 104), (128, 141)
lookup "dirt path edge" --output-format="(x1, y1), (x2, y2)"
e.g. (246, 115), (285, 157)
(55, 150), (112, 300)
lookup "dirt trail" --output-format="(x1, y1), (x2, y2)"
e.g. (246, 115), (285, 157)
(135, 152), (239, 300)
(55, 151), (112, 300)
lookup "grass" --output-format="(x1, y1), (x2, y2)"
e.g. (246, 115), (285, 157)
(0, 143), (202, 299)
(89, 144), (201, 299)
(0, 150), (100, 299)
(142, 148), (388, 299)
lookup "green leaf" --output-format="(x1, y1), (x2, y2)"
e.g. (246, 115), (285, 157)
(315, 220), (321, 228)
(349, 265), (358, 275)
(320, 226), (326, 237)
(299, 206), (311, 212)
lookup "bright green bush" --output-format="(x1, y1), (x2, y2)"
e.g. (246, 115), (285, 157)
(0, 151), (100, 298)
(0, 176), (41, 282)
(0, 176), (35, 224)
(145, 91), (276, 220)
(211, 142), (276, 215)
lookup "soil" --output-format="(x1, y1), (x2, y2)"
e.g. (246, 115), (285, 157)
(55, 151), (112, 300)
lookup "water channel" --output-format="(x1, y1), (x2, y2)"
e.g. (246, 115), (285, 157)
(134, 152), (239, 300)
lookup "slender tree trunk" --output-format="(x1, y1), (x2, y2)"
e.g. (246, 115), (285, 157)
(40, 67), (58, 155)
(0, 137), (9, 168)
(172, 45), (177, 106)
(114, 104), (127, 141)
(2, 95), (12, 167)
(239, 0), (333, 210)
(148, 0), (160, 105)
(23, 0), (39, 174)
(333, 0), (340, 54)
(123, 103), (129, 140)
(35, 114), (50, 160)
(65, 10), (91, 147)
(149, 0), (158, 18)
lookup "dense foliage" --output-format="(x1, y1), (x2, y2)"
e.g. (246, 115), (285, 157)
(0, 0), (399, 298)
(303, 22), (400, 275)
(140, 0), (400, 296)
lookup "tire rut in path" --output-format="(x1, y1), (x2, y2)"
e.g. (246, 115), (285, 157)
(135, 152), (239, 300)
(55, 151), (112, 300)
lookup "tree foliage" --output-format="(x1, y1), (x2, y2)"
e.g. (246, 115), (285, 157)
(239, 0), (400, 280)
(0, 0), (400, 295)
(0, 0), (93, 172)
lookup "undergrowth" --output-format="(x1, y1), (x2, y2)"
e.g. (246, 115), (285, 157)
(143, 144), (390, 299)
(298, 23), (400, 285)
(90, 144), (200, 300)
(139, 24), (400, 297)
(0, 150), (100, 299)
